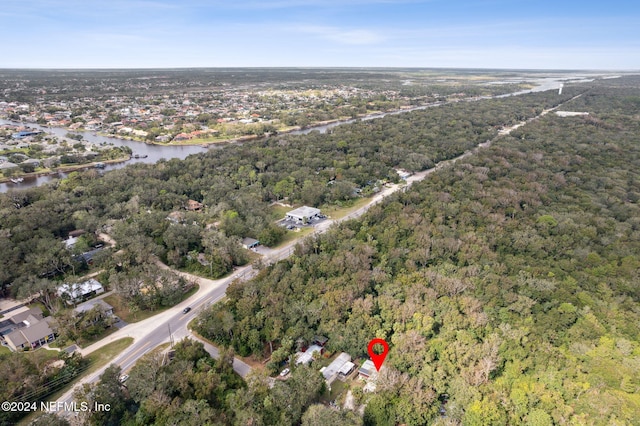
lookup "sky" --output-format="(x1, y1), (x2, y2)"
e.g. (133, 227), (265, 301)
(1, 0), (638, 69)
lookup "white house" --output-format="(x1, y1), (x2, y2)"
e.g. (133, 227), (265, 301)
(295, 344), (323, 365)
(57, 279), (105, 304)
(285, 206), (322, 224)
(322, 352), (354, 385)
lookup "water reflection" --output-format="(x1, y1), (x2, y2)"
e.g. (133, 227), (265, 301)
(0, 119), (206, 193)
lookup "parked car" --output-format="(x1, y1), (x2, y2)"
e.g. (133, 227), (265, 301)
(183, 307), (191, 314)
(119, 374), (129, 383)
(279, 368), (290, 377)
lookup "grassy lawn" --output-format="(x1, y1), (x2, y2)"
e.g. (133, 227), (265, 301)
(0, 344), (11, 356)
(103, 285), (198, 324)
(83, 337), (134, 371)
(321, 379), (349, 404)
(269, 204), (291, 220)
(21, 348), (61, 366)
(322, 197), (371, 220)
(274, 227), (315, 248)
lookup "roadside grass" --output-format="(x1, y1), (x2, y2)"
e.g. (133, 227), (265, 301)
(103, 285), (198, 324)
(274, 227), (315, 248)
(269, 204), (291, 220)
(83, 338), (134, 373)
(146, 342), (171, 358)
(126, 342), (172, 370)
(322, 197), (371, 220)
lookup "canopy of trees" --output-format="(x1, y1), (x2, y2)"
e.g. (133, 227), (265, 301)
(194, 78), (640, 424)
(0, 88), (580, 298)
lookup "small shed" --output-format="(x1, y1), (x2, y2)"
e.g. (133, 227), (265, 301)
(359, 359), (376, 378)
(313, 335), (329, 347)
(185, 199), (203, 212)
(241, 238), (260, 249)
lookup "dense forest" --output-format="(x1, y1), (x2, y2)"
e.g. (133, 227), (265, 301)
(192, 78), (640, 424)
(0, 88), (578, 301)
(3, 75), (638, 425)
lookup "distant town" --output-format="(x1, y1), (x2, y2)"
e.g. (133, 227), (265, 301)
(0, 69), (525, 146)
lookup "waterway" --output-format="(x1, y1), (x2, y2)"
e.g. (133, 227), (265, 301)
(0, 119), (206, 192)
(0, 73), (609, 193)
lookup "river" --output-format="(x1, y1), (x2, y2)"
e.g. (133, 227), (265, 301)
(0, 73), (606, 193)
(0, 119), (206, 193)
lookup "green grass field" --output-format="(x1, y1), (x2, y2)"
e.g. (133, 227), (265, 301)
(103, 285), (198, 323)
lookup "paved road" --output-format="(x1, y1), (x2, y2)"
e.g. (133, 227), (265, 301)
(52, 235), (303, 410)
(50, 91), (580, 414)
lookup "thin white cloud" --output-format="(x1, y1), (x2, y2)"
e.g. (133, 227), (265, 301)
(188, 0), (429, 9)
(293, 25), (385, 45)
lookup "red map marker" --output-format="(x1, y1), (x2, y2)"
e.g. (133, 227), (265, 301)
(367, 338), (389, 371)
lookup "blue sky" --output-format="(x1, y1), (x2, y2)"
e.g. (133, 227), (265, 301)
(1, 0), (638, 69)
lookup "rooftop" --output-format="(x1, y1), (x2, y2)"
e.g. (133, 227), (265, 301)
(286, 206), (321, 219)
(57, 278), (104, 300)
(322, 352), (351, 381)
(359, 359), (376, 377)
(74, 299), (113, 315)
(295, 344), (323, 365)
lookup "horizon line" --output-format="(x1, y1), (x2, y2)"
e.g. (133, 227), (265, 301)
(0, 66), (638, 73)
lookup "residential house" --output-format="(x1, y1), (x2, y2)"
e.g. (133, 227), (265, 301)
(0, 161), (19, 171)
(0, 307), (44, 337)
(74, 299), (114, 326)
(285, 206), (322, 224)
(166, 211), (186, 224)
(396, 168), (412, 180)
(57, 279), (105, 304)
(1, 307), (55, 351)
(358, 359), (377, 379)
(321, 352), (354, 386)
(173, 133), (192, 141)
(295, 344), (323, 365)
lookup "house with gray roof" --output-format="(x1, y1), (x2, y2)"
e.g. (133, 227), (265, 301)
(285, 206), (322, 224)
(2, 307), (55, 351)
(322, 352), (354, 386)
